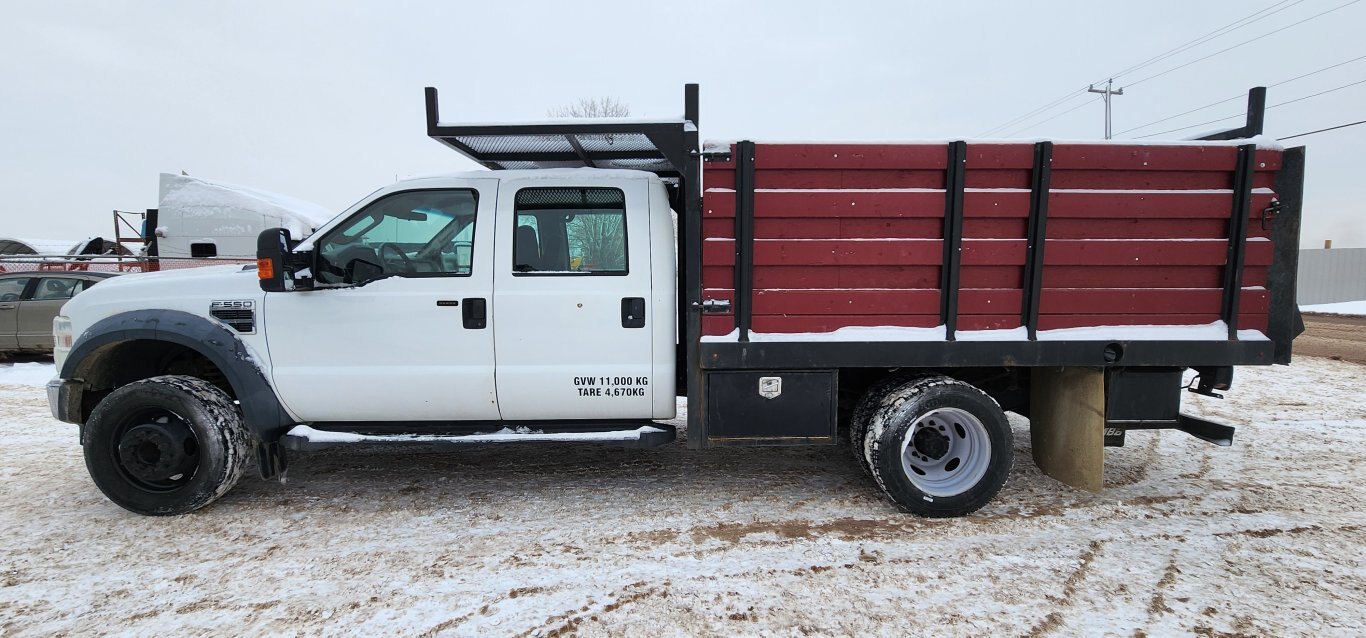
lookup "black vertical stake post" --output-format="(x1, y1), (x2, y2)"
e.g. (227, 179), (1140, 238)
(680, 83), (698, 369)
(940, 141), (967, 341)
(1021, 142), (1053, 340)
(1267, 147), (1305, 365)
(734, 141), (757, 342)
(683, 84), (704, 450)
(1221, 144), (1257, 340)
(1245, 87), (1266, 137)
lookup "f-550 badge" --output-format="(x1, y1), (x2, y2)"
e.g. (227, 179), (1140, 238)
(210, 300), (254, 310)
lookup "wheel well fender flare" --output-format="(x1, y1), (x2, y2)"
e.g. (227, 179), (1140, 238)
(60, 309), (294, 441)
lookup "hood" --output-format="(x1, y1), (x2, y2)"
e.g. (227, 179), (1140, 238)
(62, 264), (265, 335)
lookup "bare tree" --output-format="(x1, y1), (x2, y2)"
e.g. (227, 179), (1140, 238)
(548, 97), (630, 119)
(568, 213), (626, 271)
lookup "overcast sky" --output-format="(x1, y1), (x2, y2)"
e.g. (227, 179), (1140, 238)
(2, 0), (1361, 248)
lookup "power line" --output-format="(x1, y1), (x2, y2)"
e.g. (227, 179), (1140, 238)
(1117, 53), (1366, 136)
(1266, 77), (1366, 108)
(1125, 0), (1363, 89)
(1280, 119), (1366, 140)
(979, 0), (1310, 136)
(1107, 0), (1304, 82)
(1134, 77), (1366, 138)
(1002, 98), (1097, 138)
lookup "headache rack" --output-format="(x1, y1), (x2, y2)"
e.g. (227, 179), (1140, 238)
(424, 85), (698, 179)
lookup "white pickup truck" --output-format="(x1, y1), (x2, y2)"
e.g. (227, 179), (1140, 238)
(48, 85), (1304, 518)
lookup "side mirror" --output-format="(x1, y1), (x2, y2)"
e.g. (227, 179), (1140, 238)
(257, 228), (313, 292)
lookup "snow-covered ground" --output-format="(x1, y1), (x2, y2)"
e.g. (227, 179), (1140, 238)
(1302, 299), (1366, 316)
(1, 357), (1363, 636)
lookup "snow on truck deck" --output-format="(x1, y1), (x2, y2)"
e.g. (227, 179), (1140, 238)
(1, 358), (1363, 635)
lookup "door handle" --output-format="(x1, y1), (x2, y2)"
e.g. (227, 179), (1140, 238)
(621, 297), (645, 329)
(462, 298), (486, 329)
(0, 303), (16, 310)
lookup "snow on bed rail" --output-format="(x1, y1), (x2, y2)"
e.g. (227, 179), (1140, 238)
(701, 321), (1267, 343)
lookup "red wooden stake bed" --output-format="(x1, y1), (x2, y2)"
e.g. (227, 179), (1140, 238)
(701, 141), (1280, 336)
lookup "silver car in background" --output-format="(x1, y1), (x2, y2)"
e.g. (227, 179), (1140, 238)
(0, 271), (119, 354)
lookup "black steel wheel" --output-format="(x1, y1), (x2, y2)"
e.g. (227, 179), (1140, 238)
(83, 375), (251, 516)
(864, 376), (1013, 518)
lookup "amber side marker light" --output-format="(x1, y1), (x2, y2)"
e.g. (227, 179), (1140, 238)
(257, 258), (275, 280)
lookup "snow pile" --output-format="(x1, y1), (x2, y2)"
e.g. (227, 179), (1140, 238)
(1301, 299), (1366, 316)
(0, 362), (55, 387)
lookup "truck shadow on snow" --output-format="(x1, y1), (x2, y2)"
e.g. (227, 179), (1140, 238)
(214, 420), (1174, 519)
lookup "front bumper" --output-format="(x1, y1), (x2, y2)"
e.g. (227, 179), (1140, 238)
(47, 378), (82, 424)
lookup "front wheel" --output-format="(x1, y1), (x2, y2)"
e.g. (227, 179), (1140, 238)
(83, 375), (252, 516)
(863, 376), (1012, 517)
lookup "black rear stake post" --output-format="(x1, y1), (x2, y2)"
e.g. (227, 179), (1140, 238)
(940, 141), (967, 341)
(1221, 144), (1257, 340)
(733, 140), (757, 343)
(1021, 142), (1054, 340)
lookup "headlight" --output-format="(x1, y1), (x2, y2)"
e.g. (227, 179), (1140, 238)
(53, 316), (73, 369)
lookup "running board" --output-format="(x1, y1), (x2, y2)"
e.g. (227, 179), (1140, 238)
(1103, 414), (1236, 448)
(281, 423), (677, 452)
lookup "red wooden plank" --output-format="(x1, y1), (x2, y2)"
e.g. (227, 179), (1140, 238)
(751, 314), (941, 332)
(1038, 288), (1268, 315)
(1047, 191), (1274, 219)
(1041, 239), (1272, 266)
(963, 190), (1031, 218)
(959, 288), (1024, 314)
(752, 289), (940, 315)
(706, 171), (735, 189)
(739, 265), (943, 289)
(1038, 313), (1268, 331)
(753, 218), (944, 240)
(1051, 144), (1240, 171)
(963, 170), (1032, 189)
(702, 218), (733, 238)
(755, 144), (948, 170)
(961, 266), (1023, 288)
(961, 239), (1027, 266)
(959, 315), (1023, 330)
(701, 266), (733, 288)
(1049, 218), (1228, 240)
(964, 144), (1034, 169)
(755, 170), (946, 190)
(1051, 170), (1232, 190)
(702, 315), (733, 336)
(752, 190), (947, 218)
(704, 239), (945, 267)
(963, 219), (1027, 239)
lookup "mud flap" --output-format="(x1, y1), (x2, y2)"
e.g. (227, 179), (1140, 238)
(1029, 367), (1105, 492)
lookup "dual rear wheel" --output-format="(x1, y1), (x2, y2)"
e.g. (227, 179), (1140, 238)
(852, 376), (1013, 517)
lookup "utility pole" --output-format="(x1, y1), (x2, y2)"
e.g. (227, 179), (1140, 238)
(1088, 78), (1124, 139)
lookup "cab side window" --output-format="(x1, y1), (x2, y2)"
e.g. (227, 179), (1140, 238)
(513, 187), (626, 275)
(315, 189), (478, 285)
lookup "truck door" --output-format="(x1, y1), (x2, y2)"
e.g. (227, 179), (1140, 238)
(264, 180), (501, 422)
(493, 180), (655, 420)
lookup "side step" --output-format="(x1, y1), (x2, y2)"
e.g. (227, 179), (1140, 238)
(281, 422), (677, 452)
(1104, 413), (1236, 448)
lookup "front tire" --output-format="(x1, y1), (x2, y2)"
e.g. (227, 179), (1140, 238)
(864, 376), (1012, 517)
(83, 375), (251, 516)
